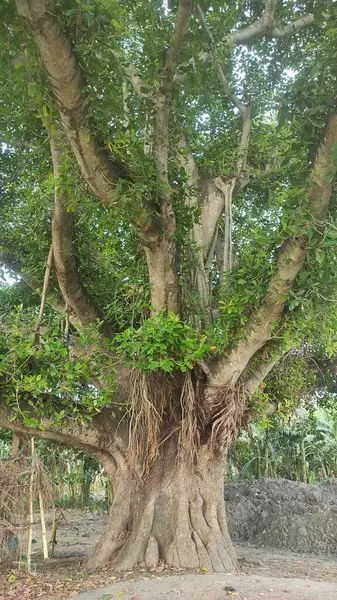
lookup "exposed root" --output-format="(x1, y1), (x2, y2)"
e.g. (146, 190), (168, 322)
(144, 534), (159, 567)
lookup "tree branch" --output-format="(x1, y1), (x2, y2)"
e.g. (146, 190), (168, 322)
(15, 0), (124, 205)
(177, 138), (210, 308)
(0, 244), (82, 326)
(34, 244), (53, 344)
(50, 134), (112, 337)
(272, 14), (316, 39)
(112, 52), (154, 101)
(36, 244), (53, 325)
(209, 112), (337, 387)
(196, 4), (247, 115)
(145, 0), (192, 314)
(243, 358), (278, 396)
(242, 341), (291, 395)
(0, 137), (41, 151)
(225, 1), (322, 46)
(196, 4), (253, 280)
(154, 0), (192, 197)
(0, 398), (127, 471)
(15, 2), (165, 271)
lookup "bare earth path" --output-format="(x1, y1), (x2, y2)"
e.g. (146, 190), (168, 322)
(1, 508), (336, 599)
(67, 571), (337, 600)
(63, 544), (337, 600)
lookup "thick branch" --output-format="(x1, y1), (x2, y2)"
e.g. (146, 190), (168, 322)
(226, 1), (320, 46)
(242, 343), (289, 395)
(15, 0), (123, 205)
(209, 112), (337, 387)
(272, 15), (316, 39)
(50, 135), (108, 333)
(0, 399), (127, 471)
(154, 0), (192, 196)
(200, 179), (228, 263)
(177, 138), (209, 308)
(146, 0), (192, 315)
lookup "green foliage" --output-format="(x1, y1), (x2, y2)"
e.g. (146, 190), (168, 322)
(0, 306), (116, 425)
(115, 312), (213, 373)
(0, 0), (337, 431)
(229, 407), (337, 482)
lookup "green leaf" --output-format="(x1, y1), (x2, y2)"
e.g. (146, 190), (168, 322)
(23, 417), (39, 427)
(315, 248), (325, 264)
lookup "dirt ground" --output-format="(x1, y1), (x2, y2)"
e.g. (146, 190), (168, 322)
(0, 480), (336, 600)
(226, 479), (337, 554)
(65, 571), (337, 600)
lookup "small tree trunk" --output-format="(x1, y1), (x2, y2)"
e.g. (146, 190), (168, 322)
(301, 438), (307, 484)
(264, 429), (269, 478)
(87, 449), (236, 572)
(81, 481), (91, 505)
(11, 433), (20, 458)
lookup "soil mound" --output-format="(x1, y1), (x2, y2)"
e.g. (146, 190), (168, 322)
(225, 478), (337, 554)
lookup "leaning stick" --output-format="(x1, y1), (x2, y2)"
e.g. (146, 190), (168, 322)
(34, 245), (53, 344)
(27, 438), (35, 573)
(38, 490), (49, 560)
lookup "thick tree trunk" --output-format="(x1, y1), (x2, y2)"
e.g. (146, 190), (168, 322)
(87, 450), (236, 572)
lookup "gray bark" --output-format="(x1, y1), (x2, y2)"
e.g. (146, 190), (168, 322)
(88, 449), (236, 572)
(50, 135), (105, 329)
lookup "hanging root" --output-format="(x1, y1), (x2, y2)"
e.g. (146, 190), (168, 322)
(128, 370), (166, 476)
(207, 383), (246, 452)
(177, 371), (201, 466)
(128, 369), (205, 475)
(127, 370), (245, 475)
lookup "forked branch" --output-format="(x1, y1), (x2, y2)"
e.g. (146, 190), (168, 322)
(225, 1), (323, 46)
(210, 112), (337, 387)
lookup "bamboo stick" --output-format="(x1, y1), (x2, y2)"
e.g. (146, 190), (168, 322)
(49, 512), (57, 558)
(27, 438), (35, 573)
(38, 491), (49, 559)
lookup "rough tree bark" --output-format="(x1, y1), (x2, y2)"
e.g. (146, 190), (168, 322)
(89, 446), (236, 572)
